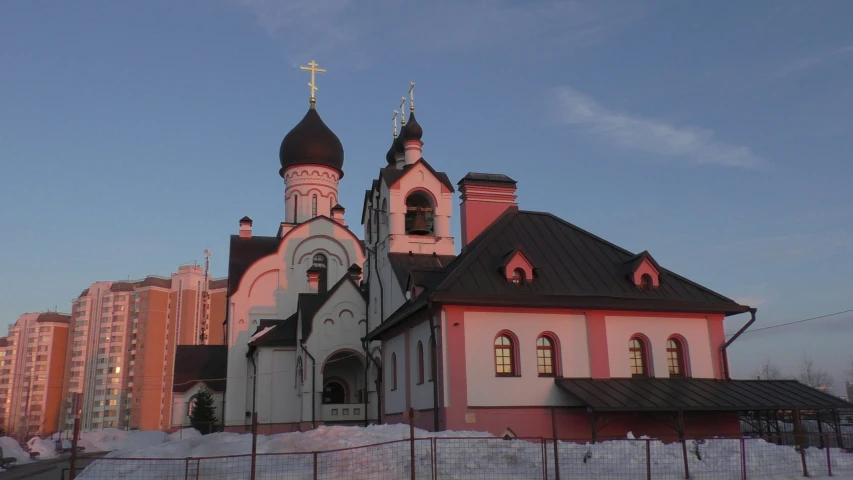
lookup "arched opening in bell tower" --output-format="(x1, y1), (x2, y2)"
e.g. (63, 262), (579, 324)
(404, 192), (434, 236)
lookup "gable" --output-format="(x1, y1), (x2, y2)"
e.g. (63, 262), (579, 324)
(299, 276), (366, 341)
(379, 159), (454, 194)
(500, 248), (535, 284)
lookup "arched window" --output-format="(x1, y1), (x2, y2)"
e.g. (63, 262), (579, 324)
(381, 198), (388, 225)
(428, 336), (435, 382)
(666, 337), (686, 377)
(292, 194), (299, 221)
(187, 396), (197, 417)
(640, 274), (653, 289)
(494, 334), (516, 376)
(417, 341), (425, 385)
(512, 268), (526, 285)
(312, 253), (328, 292)
(311, 194), (318, 218)
(405, 192), (434, 235)
(629, 337), (649, 378)
(390, 352), (397, 391)
(536, 335), (557, 377)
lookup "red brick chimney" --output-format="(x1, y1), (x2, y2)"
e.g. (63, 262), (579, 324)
(239, 216), (253, 238)
(458, 173), (518, 248)
(306, 267), (321, 293)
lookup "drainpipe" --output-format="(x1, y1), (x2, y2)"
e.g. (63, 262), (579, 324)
(721, 308), (757, 380)
(248, 349), (258, 428)
(427, 300), (440, 432)
(301, 342), (317, 429)
(362, 338), (370, 427)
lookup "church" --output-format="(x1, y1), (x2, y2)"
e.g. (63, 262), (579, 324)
(223, 62), (850, 439)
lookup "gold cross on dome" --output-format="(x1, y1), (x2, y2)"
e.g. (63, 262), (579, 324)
(300, 60), (326, 103)
(408, 82), (415, 112)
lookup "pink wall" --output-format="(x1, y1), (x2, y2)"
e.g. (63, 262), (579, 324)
(632, 259), (660, 287)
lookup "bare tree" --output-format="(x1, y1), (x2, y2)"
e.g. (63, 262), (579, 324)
(797, 353), (834, 388)
(753, 359), (783, 380)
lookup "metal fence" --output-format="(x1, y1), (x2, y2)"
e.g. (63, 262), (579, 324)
(67, 433), (853, 480)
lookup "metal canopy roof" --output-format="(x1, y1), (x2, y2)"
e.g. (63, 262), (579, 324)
(554, 378), (853, 412)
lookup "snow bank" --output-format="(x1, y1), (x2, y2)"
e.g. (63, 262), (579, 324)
(26, 436), (58, 459)
(76, 429), (168, 453)
(0, 437), (33, 465)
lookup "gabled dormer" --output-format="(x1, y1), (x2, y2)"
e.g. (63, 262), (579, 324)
(625, 250), (661, 289)
(498, 246), (536, 285)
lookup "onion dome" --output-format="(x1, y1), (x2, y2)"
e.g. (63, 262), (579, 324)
(402, 111), (423, 141)
(279, 106), (344, 178)
(385, 141), (396, 165)
(393, 129), (405, 156)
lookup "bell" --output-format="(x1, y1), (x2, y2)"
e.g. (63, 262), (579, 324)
(408, 210), (431, 235)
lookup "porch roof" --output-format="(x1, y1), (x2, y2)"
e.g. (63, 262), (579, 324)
(554, 378), (853, 412)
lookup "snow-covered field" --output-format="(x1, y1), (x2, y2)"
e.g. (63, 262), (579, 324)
(5, 425), (853, 479)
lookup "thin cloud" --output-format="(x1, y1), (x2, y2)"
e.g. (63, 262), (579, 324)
(554, 86), (766, 168)
(772, 45), (853, 79)
(234, 0), (645, 64)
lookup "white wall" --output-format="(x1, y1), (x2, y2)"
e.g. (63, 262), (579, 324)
(254, 347), (299, 424)
(605, 315), (714, 378)
(409, 320), (435, 411)
(463, 311), (590, 407)
(170, 382), (224, 428)
(383, 333), (406, 414)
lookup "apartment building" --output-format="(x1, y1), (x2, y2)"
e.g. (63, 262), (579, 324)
(0, 312), (70, 438)
(60, 265), (227, 432)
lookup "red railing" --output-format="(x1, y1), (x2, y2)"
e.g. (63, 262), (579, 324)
(67, 432), (853, 480)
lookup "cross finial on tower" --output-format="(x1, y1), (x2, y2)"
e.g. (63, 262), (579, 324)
(399, 97), (407, 126)
(393, 110), (399, 138)
(408, 82), (415, 112)
(299, 60), (326, 106)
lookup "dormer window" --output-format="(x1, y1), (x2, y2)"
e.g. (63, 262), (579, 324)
(502, 247), (534, 285)
(512, 268), (526, 285)
(640, 274), (653, 289)
(405, 192), (434, 235)
(626, 251), (661, 288)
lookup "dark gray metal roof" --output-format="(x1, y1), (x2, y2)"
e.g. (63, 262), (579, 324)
(227, 235), (280, 295)
(249, 315), (298, 348)
(554, 378), (853, 412)
(458, 172), (517, 186)
(173, 345), (228, 393)
(379, 159), (455, 193)
(429, 210), (750, 315)
(388, 253), (457, 291)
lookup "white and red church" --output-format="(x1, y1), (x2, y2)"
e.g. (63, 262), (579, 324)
(223, 71), (849, 440)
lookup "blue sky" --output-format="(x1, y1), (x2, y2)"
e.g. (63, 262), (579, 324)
(1, 1), (852, 386)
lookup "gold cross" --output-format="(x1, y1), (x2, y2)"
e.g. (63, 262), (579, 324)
(399, 97), (407, 125)
(408, 82), (415, 112)
(393, 110), (399, 138)
(300, 60), (326, 103)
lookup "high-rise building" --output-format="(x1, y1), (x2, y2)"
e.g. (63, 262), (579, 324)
(0, 312), (70, 438)
(60, 264), (227, 432)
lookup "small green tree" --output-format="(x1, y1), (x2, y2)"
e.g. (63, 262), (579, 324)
(189, 387), (218, 435)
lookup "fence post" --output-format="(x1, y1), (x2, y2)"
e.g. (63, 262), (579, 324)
(250, 412), (258, 480)
(825, 434), (832, 477)
(740, 438), (747, 480)
(551, 407), (561, 480)
(409, 408), (416, 480)
(645, 439), (652, 480)
(184, 457), (190, 480)
(431, 437), (437, 480)
(69, 417), (80, 480)
(541, 438), (548, 480)
(196, 458), (201, 480)
(680, 438), (690, 479)
(313, 451), (318, 480)
(794, 409), (809, 478)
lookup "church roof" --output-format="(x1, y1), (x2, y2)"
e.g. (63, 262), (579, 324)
(379, 159), (455, 193)
(279, 107), (344, 178)
(388, 253), (457, 291)
(248, 315), (298, 348)
(227, 235), (280, 296)
(172, 345), (227, 393)
(366, 209), (750, 340)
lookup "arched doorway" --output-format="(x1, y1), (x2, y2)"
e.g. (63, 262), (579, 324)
(323, 380), (347, 404)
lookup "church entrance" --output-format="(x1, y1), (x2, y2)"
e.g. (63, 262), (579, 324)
(323, 380), (347, 404)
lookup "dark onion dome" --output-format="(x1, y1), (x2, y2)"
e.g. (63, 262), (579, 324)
(385, 141), (396, 165)
(279, 107), (344, 178)
(402, 111), (423, 141)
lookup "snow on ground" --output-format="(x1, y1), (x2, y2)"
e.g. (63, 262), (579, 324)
(65, 425), (853, 479)
(0, 436), (34, 465)
(26, 436), (58, 460)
